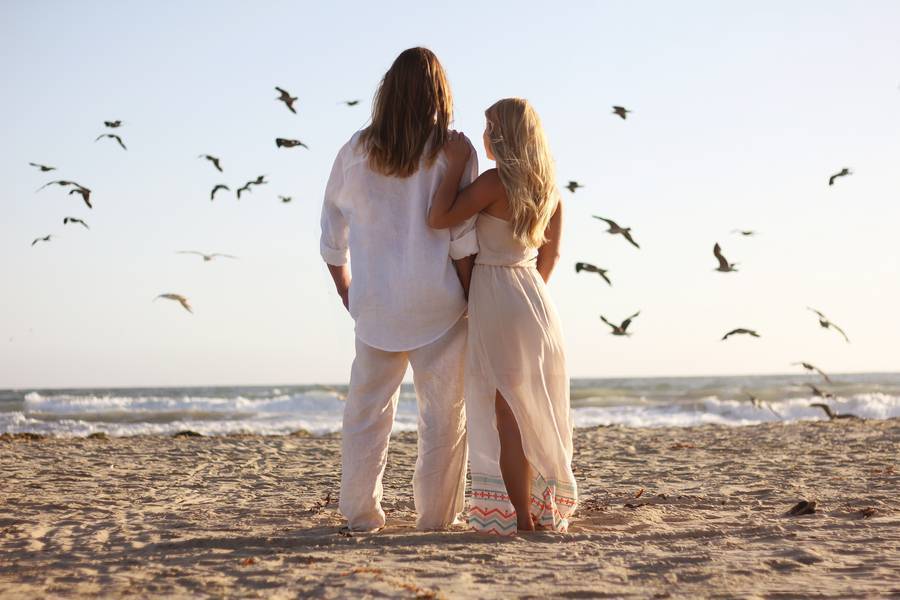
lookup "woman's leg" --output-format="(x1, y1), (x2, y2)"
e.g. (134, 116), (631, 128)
(495, 391), (534, 531)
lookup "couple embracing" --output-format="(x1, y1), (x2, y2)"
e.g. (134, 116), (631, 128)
(319, 47), (576, 536)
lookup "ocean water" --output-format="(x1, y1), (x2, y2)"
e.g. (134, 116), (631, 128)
(1, 373), (899, 437)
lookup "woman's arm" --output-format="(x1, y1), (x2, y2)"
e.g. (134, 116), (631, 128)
(536, 199), (563, 283)
(428, 132), (498, 230)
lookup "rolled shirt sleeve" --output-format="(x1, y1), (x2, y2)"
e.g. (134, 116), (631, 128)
(320, 145), (350, 266)
(448, 148), (480, 260)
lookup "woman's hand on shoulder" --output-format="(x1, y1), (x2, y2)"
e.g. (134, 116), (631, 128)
(443, 130), (472, 168)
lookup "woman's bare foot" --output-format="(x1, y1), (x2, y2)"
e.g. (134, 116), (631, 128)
(517, 516), (535, 532)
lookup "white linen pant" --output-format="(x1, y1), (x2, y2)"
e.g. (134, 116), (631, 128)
(339, 315), (468, 531)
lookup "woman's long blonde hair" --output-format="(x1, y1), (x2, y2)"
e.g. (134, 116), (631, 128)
(485, 98), (558, 248)
(360, 47), (453, 178)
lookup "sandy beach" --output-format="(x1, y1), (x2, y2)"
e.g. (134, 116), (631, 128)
(1, 419), (898, 598)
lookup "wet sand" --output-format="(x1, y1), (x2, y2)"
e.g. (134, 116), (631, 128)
(1, 419), (898, 598)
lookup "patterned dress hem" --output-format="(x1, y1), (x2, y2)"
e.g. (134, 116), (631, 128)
(468, 473), (576, 535)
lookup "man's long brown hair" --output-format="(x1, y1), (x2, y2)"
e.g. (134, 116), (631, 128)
(360, 47), (453, 178)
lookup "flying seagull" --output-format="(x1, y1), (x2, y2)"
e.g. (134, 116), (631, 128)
(177, 251), (238, 262)
(828, 168), (851, 186)
(600, 311), (640, 336)
(565, 181), (584, 193)
(805, 383), (834, 399)
(155, 293), (192, 314)
(731, 229), (756, 236)
(198, 154), (223, 172)
(28, 162), (56, 172)
(721, 328), (760, 341)
(807, 307), (850, 343)
(612, 106), (631, 120)
(575, 262), (611, 285)
(748, 394), (782, 419)
(210, 184), (230, 201)
(279, 195), (292, 203)
(810, 403), (859, 420)
(792, 362), (832, 384)
(95, 133), (127, 150)
(37, 180), (92, 209)
(104, 120), (123, 128)
(276, 138), (308, 149)
(275, 86), (298, 113)
(37, 180), (85, 192)
(68, 187), (92, 209)
(63, 217), (89, 229)
(341, 100), (361, 106)
(592, 216), (640, 249)
(31, 234), (52, 246)
(713, 243), (738, 272)
(236, 175), (268, 199)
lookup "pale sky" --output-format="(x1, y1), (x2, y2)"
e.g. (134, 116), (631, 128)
(2, 1), (899, 388)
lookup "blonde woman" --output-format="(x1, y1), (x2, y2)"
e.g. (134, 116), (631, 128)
(428, 98), (576, 534)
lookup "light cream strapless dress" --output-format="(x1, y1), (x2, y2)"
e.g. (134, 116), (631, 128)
(466, 213), (577, 535)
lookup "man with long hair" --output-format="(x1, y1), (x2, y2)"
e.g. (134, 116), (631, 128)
(320, 47), (478, 531)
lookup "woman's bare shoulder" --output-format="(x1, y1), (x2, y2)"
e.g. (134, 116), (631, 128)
(472, 169), (511, 218)
(476, 168), (502, 185)
(472, 168), (505, 197)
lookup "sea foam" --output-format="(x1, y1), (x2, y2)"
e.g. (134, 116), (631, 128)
(2, 376), (898, 436)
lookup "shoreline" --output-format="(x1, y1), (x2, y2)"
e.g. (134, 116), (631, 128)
(1, 411), (895, 440)
(0, 416), (881, 440)
(2, 419), (898, 598)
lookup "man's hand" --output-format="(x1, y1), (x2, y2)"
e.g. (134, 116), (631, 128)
(452, 255), (475, 300)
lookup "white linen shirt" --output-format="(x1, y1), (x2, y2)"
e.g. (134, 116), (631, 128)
(320, 131), (479, 352)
